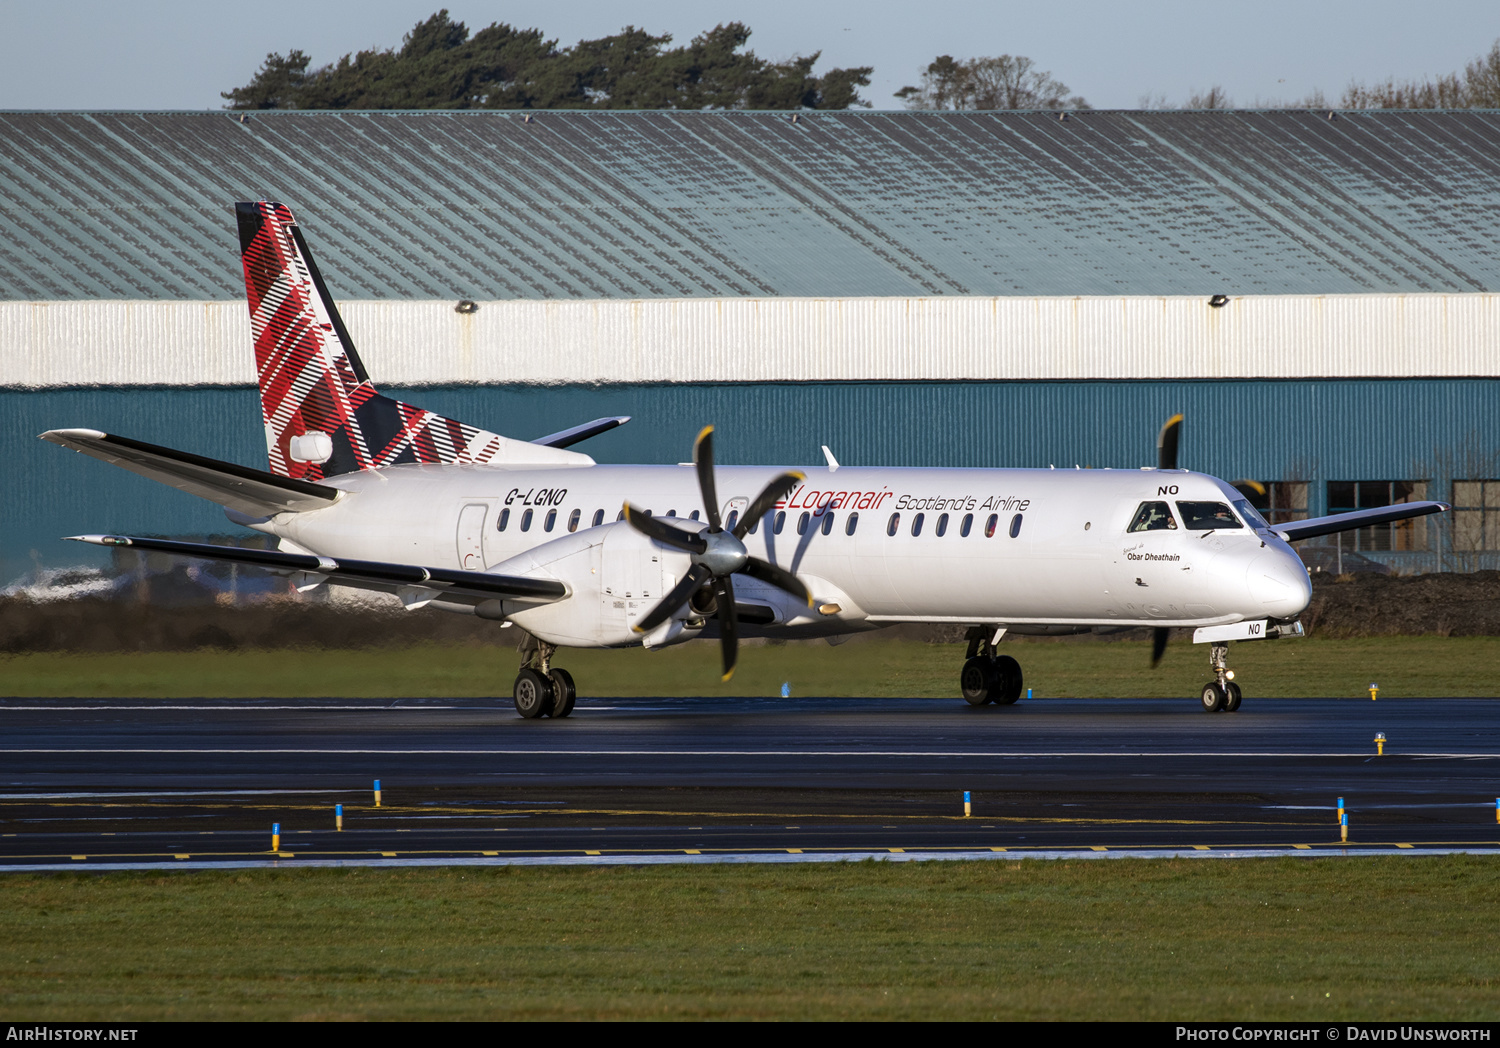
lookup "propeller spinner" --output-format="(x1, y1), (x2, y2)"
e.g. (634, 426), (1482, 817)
(623, 426), (812, 681)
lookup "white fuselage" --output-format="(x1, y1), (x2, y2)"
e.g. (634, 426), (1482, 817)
(258, 462), (1313, 648)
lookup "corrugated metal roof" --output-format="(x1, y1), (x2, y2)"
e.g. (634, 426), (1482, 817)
(3, 109), (1500, 300)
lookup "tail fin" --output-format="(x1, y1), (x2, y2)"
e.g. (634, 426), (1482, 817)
(236, 201), (586, 479)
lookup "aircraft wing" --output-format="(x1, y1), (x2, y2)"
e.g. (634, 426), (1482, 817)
(67, 534), (568, 606)
(40, 429), (341, 517)
(1273, 501), (1449, 542)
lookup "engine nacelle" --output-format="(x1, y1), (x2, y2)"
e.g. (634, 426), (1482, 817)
(486, 521), (695, 648)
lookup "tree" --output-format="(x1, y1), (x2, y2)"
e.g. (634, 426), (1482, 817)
(222, 11), (872, 111)
(1342, 38), (1500, 109)
(895, 54), (1087, 110)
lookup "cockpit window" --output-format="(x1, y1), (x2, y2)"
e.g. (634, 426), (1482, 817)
(1233, 499), (1268, 529)
(1128, 501), (1177, 532)
(1176, 501), (1243, 531)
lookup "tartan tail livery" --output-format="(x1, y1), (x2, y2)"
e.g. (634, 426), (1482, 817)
(237, 200), (556, 480)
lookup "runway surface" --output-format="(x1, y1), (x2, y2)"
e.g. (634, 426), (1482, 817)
(1, 695), (1497, 869)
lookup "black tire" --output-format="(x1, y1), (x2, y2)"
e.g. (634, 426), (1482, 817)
(513, 669), (554, 719)
(548, 668), (577, 718)
(1223, 681), (1242, 712)
(960, 656), (998, 705)
(1200, 682), (1226, 713)
(994, 655), (1023, 705)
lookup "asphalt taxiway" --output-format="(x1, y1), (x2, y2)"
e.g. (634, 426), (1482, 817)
(1, 696), (1497, 869)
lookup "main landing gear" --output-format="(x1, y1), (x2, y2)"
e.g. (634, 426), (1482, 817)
(960, 626), (1023, 706)
(512, 631), (576, 720)
(1199, 641), (1242, 713)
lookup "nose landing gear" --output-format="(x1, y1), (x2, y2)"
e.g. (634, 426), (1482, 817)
(1199, 642), (1242, 713)
(960, 626), (1023, 706)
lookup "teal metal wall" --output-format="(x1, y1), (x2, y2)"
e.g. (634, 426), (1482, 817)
(7, 379), (1496, 580)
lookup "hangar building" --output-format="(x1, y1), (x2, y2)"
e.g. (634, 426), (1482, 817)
(3, 109), (1499, 581)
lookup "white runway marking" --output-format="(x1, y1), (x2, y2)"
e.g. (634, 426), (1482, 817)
(0, 846), (1494, 874)
(2, 748), (1498, 759)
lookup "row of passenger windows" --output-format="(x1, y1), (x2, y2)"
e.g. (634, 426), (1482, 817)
(495, 505), (1026, 540)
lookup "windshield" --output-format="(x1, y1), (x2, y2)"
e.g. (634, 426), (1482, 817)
(1176, 501), (1243, 531)
(1232, 499), (1269, 529)
(1128, 501), (1178, 532)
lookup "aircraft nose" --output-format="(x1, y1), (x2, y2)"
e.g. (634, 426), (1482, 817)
(1245, 549), (1312, 619)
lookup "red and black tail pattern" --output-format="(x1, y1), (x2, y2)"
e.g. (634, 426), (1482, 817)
(236, 201), (510, 480)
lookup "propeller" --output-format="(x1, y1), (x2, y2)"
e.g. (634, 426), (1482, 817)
(1156, 413), (1183, 471)
(624, 425), (811, 682)
(1151, 413), (1184, 667)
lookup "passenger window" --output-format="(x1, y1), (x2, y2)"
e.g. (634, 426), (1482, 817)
(1128, 501), (1178, 532)
(960, 513), (973, 537)
(797, 512), (810, 535)
(690, 510), (701, 521)
(1176, 501), (1243, 531)
(616, 510), (625, 522)
(887, 513), (901, 536)
(593, 509), (604, 528)
(542, 509), (555, 532)
(936, 513), (949, 537)
(984, 513), (998, 538)
(911, 512), (925, 537)
(821, 512), (835, 536)
(520, 509), (533, 532)
(773, 511), (786, 534)
(497, 508), (510, 532)
(726, 510), (739, 531)
(846, 512), (859, 536)
(568, 509), (581, 533)
(1009, 513), (1023, 538)
(748, 517), (759, 535)
(667, 508), (676, 518)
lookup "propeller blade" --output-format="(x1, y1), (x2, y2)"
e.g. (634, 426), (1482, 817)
(1151, 627), (1170, 668)
(734, 471), (805, 539)
(1157, 414), (1183, 471)
(632, 562), (714, 635)
(694, 425), (722, 532)
(623, 503), (707, 554)
(741, 556), (812, 606)
(1232, 478), (1267, 497)
(715, 574), (738, 681)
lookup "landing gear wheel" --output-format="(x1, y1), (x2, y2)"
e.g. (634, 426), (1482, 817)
(513, 668), (554, 719)
(960, 657), (999, 705)
(993, 654), (1023, 705)
(1200, 682), (1226, 713)
(1223, 682), (1242, 712)
(548, 668), (576, 718)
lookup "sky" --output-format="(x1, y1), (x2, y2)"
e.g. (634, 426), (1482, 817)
(4, 0), (1500, 111)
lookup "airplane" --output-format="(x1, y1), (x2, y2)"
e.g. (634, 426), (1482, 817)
(41, 201), (1450, 718)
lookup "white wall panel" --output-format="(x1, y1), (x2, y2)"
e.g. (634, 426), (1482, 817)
(4, 294), (1498, 387)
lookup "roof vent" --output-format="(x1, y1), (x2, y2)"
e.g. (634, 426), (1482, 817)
(791, 113), (801, 124)
(455, 300), (479, 315)
(236, 114), (249, 124)
(1058, 111), (1070, 122)
(522, 114), (534, 124)
(1327, 111), (1338, 121)
(1208, 294), (1229, 308)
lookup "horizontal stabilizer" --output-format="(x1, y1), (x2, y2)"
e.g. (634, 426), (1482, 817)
(40, 429), (341, 517)
(1275, 501), (1449, 542)
(532, 416), (631, 449)
(66, 535), (568, 605)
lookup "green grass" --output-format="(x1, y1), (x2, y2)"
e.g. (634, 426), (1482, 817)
(1, 858), (1497, 1020)
(5, 635), (1500, 698)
